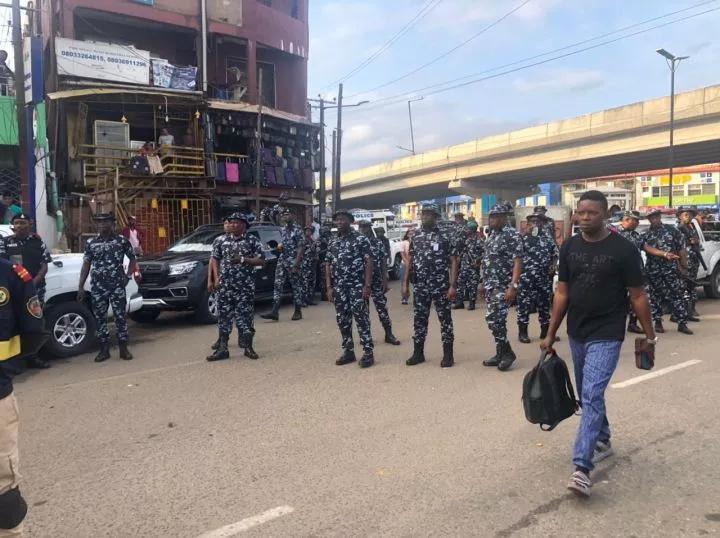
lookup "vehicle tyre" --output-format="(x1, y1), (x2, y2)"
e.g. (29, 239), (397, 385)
(389, 254), (402, 281)
(129, 308), (161, 323)
(195, 289), (219, 324)
(44, 301), (97, 358)
(705, 264), (720, 299)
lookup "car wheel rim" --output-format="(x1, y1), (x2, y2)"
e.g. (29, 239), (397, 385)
(53, 313), (88, 348)
(209, 292), (218, 317)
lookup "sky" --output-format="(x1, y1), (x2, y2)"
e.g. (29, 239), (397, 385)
(307, 0), (720, 173)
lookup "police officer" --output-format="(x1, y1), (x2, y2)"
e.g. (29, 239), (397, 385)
(260, 192), (290, 225)
(0, 213), (52, 369)
(453, 220), (483, 311)
(641, 208), (692, 335)
(482, 203), (523, 371)
(677, 205), (702, 320)
(325, 211), (375, 368)
(261, 208), (305, 321)
(207, 213), (265, 361)
(78, 213), (137, 362)
(301, 225), (318, 306)
(358, 220), (401, 346)
(534, 205), (556, 241)
(517, 209), (558, 344)
(402, 204), (458, 368)
(0, 259), (47, 537)
(317, 225), (332, 301)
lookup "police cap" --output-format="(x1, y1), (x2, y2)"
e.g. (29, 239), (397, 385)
(227, 212), (249, 223)
(420, 203), (441, 217)
(622, 210), (641, 221)
(92, 212), (115, 222)
(534, 205), (548, 214)
(527, 208), (547, 220)
(645, 208), (663, 217)
(10, 212), (31, 222)
(333, 210), (354, 222)
(488, 203), (514, 216)
(676, 205), (698, 216)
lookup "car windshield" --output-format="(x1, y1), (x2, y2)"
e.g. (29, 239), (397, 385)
(168, 229), (222, 252)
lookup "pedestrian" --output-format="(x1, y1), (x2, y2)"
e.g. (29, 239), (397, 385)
(676, 205), (702, 320)
(641, 209), (693, 335)
(325, 211), (375, 368)
(0, 258), (47, 537)
(77, 213), (137, 362)
(358, 220), (400, 346)
(261, 207), (305, 321)
(375, 227), (391, 265)
(398, 229), (413, 305)
(403, 204), (458, 368)
(0, 50), (13, 96)
(260, 192), (289, 225)
(301, 225), (318, 306)
(541, 189), (656, 498)
(1, 194), (21, 225)
(517, 209), (558, 344)
(206, 213), (265, 361)
(0, 213), (53, 369)
(121, 216), (145, 256)
(453, 220), (483, 311)
(481, 203), (523, 372)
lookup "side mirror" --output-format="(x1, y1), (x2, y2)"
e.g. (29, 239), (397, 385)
(53, 260), (63, 268)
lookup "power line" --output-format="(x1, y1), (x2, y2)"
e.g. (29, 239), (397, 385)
(346, 0), (533, 99)
(313, 0), (445, 94)
(346, 3), (720, 115)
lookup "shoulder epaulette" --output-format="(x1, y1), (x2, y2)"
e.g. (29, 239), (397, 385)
(12, 264), (32, 282)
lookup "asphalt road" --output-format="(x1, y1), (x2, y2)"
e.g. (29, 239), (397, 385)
(14, 292), (720, 538)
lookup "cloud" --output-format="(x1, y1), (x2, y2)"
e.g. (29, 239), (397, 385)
(513, 68), (607, 93)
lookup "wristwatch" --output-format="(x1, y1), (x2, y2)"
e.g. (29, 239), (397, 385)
(511, 282), (519, 289)
(646, 336), (658, 345)
(240, 256), (245, 265)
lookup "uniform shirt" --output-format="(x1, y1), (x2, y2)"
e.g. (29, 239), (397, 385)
(542, 218), (556, 242)
(409, 226), (459, 290)
(302, 238), (318, 269)
(260, 204), (287, 224)
(367, 236), (386, 284)
(83, 234), (135, 285)
(678, 222), (701, 261)
(483, 226), (523, 289)
(0, 234), (52, 278)
(211, 233), (264, 283)
(279, 223), (305, 269)
(461, 234), (484, 267)
(521, 227), (558, 276)
(326, 229), (371, 287)
(616, 226), (645, 253)
(641, 224), (686, 273)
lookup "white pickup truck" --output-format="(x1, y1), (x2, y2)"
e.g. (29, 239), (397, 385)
(0, 225), (143, 358)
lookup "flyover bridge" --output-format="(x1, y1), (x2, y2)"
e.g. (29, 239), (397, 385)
(339, 85), (720, 208)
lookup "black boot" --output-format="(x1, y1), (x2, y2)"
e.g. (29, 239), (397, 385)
(654, 321), (665, 334)
(207, 335), (230, 361)
(483, 344), (503, 367)
(359, 352), (374, 368)
(691, 307), (700, 318)
(238, 333), (245, 349)
(687, 313), (700, 322)
(539, 324), (560, 342)
(406, 342), (426, 366)
(518, 324), (531, 344)
(440, 342), (454, 368)
(291, 306), (303, 321)
(467, 300), (476, 311)
(336, 348), (356, 366)
(211, 337), (220, 351)
(243, 332), (259, 360)
(384, 325), (401, 346)
(94, 342), (111, 363)
(451, 301), (465, 310)
(260, 302), (280, 321)
(119, 341), (134, 360)
(497, 342), (517, 372)
(26, 355), (50, 369)
(678, 322), (694, 335)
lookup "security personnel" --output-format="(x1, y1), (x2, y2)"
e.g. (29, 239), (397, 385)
(453, 220), (484, 311)
(641, 208), (692, 335)
(482, 203), (523, 371)
(301, 225), (318, 306)
(317, 225), (332, 301)
(534, 205), (556, 242)
(207, 213), (265, 361)
(325, 211), (375, 368)
(0, 259), (47, 537)
(260, 192), (289, 225)
(0, 213), (52, 369)
(78, 213), (137, 362)
(517, 209), (557, 344)
(358, 220), (400, 346)
(261, 208), (305, 321)
(402, 204), (458, 368)
(677, 205), (702, 320)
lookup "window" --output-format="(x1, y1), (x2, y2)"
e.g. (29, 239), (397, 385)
(642, 186), (650, 193)
(258, 62), (276, 108)
(291, 0), (299, 18)
(658, 187), (670, 196)
(688, 185), (702, 196)
(702, 183), (716, 195)
(651, 187), (660, 197)
(672, 185), (684, 195)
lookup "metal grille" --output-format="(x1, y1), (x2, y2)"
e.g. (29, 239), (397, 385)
(129, 197), (213, 254)
(0, 167), (21, 204)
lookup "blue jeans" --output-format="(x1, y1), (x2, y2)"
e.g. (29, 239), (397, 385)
(569, 338), (623, 472)
(399, 263), (409, 300)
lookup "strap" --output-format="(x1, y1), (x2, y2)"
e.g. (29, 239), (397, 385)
(12, 264), (31, 282)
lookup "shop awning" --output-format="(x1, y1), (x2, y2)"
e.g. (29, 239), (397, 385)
(47, 87), (203, 101)
(207, 100), (316, 127)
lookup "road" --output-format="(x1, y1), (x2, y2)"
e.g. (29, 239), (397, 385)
(15, 293), (720, 537)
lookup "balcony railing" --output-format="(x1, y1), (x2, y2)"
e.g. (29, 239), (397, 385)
(78, 144), (207, 179)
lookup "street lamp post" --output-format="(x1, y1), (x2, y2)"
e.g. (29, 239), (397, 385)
(397, 96), (424, 155)
(657, 48), (689, 209)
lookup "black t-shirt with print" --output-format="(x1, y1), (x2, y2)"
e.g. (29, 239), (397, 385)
(558, 232), (644, 342)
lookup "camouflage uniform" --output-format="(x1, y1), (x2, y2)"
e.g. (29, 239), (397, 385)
(273, 222), (305, 307)
(517, 225), (557, 329)
(482, 225), (523, 345)
(83, 234), (135, 344)
(317, 227), (331, 299)
(326, 229), (374, 356)
(0, 234), (52, 304)
(616, 223), (646, 328)
(677, 218), (701, 314)
(301, 236), (318, 305)
(641, 223), (688, 325)
(456, 233), (484, 306)
(366, 233), (393, 331)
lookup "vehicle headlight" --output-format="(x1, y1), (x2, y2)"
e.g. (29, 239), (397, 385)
(168, 261), (199, 276)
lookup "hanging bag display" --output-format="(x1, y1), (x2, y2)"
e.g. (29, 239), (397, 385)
(226, 159), (240, 183)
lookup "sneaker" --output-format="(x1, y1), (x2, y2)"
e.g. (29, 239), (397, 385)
(401, 298), (408, 305)
(592, 440), (613, 464)
(567, 470), (592, 498)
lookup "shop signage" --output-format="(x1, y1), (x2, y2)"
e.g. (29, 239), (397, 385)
(23, 36), (43, 104)
(55, 37), (151, 85)
(645, 194), (718, 206)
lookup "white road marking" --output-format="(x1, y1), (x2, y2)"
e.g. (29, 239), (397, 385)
(611, 359), (702, 389)
(197, 506), (295, 538)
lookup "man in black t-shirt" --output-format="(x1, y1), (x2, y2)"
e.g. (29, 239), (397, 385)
(541, 190), (656, 499)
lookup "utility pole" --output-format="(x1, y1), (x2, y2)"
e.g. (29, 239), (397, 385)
(331, 129), (337, 213)
(333, 83), (343, 211)
(396, 96), (423, 155)
(12, 0), (29, 215)
(254, 75), (263, 214)
(318, 99), (326, 222)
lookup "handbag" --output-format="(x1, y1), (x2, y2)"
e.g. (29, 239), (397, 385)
(302, 168), (313, 190)
(240, 162), (253, 185)
(284, 168), (294, 186)
(216, 160), (226, 181)
(264, 165), (277, 185)
(226, 160), (239, 183)
(275, 166), (286, 185)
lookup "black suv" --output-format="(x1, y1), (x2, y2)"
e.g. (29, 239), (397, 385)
(132, 223), (285, 324)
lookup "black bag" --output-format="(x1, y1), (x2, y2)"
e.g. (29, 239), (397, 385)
(522, 351), (579, 431)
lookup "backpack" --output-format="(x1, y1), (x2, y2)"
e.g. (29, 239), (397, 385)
(522, 351), (579, 431)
